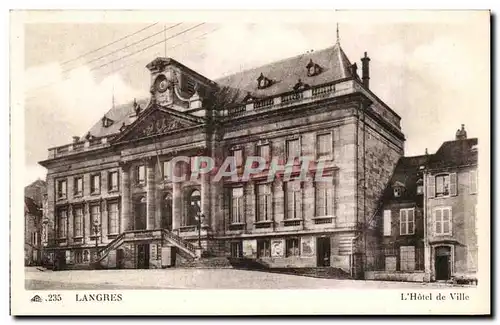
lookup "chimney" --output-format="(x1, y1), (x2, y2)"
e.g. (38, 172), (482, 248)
(361, 51), (370, 89)
(455, 124), (467, 140)
(72, 136), (80, 143)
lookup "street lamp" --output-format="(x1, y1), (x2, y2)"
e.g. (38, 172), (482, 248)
(92, 219), (101, 262)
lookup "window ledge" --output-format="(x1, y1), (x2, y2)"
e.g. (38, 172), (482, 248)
(73, 236), (83, 239)
(90, 192), (100, 196)
(313, 215), (335, 219)
(254, 220), (273, 224)
(74, 193), (83, 198)
(108, 189), (119, 193)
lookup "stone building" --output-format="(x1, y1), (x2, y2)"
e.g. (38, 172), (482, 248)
(424, 126), (478, 281)
(366, 125), (478, 282)
(25, 197), (42, 266)
(39, 38), (405, 276)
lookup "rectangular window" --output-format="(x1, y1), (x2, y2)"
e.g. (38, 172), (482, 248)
(285, 181), (302, 220)
(259, 144), (270, 162)
(230, 242), (242, 258)
(73, 206), (83, 237)
(435, 174), (450, 197)
(231, 187), (244, 224)
(232, 149), (243, 168)
(400, 246), (416, 271)
(257, 239), (271, 258)
(74, 177), (83, 196)
(316, 133), (333, 159)
(57, 180), (67, 199)
(383, 210), (392, 236)
(108, 171), (119, 191)
(57, 209), (67, 238)
(286, 139), (300, 163)
(90, 204), (100, 234)
(286, 238), (300, 257)
(74, 251), (83, 264)
(137, 165), (146, 185)
(470, 170), (478, 194)
(399, 208), (415, 235)
(434, 207), (452, 235)
(256, 184), (271, 221)
(163, 161), (171, 181)
(315, 181), (334, 216)
(90, 174), (101, 194)
(108, 202), (119, 234)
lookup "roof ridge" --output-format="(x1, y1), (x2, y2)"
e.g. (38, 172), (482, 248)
(214, 44), (339, 81)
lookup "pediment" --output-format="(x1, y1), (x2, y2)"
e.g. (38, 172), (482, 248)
(113, 106), (203, 143)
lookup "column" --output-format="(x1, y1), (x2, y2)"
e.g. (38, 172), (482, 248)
(200, 172), (210, 227)
(146, 158), (156, 230)
(120, 162), (132, 232)
(172, 162), (182, 231)
(67, 204), (74, 244)
(101, 200), (108, 239)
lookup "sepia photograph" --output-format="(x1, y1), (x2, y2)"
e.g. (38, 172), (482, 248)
(10, 9), (490, 315)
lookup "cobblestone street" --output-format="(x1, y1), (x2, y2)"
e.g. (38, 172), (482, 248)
(25, 267), (465, 290)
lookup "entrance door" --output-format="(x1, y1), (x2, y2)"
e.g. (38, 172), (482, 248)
(435, 246), (451, 280)
(134, 198), (147, 230)
(137, 244), (150, 269)
(161, 194), (173, 230)
(316, 237), (331, 267)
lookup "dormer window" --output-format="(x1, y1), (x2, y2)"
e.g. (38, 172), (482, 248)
(101, 116), (114, 128)
(243, 92), (255, 103)
(293, 79), (310, 92)
(394, 187), (402, 198)
(416, 179), (424, 195)
(257, 73), (272, 89)
(306, 59), (322, 77)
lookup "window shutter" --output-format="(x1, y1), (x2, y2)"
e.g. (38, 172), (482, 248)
(223, 187), (230, 226)
(427, 174), (435, 198)
(470, 170), (478, 194)
(450, 173), (457, 196)
(400, 210), (405, 235)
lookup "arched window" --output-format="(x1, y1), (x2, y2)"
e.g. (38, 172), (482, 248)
(161, 194), (172, 230)
(184, 190), (201, 226)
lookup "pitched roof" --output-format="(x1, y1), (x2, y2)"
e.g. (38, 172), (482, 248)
(383, 155), (428, 202)
(83, 98), (150, 139)
(24, 196), (41, 216)
(428, 138), (478, 170)
(84, 43), (356, 139)
(215, 43), (355, 100)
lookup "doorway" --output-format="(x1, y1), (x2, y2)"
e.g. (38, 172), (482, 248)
(316, 237), (331, 267)
(161, 194), (173, 230)
(134, 197), (147, 230)
(136, 244), (150, 269)
(435, 246), (451, 280)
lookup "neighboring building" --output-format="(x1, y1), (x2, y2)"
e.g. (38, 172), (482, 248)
(367, 125), (478, 282)
(425, 125), (478, 281)
(365, 155), (428, 281)
(38, 37), (405, 275)
(24, 197), (42, 266)
(25, 179), (47, 206)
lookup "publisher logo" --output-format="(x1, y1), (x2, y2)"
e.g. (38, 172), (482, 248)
(30, 295), (42, 303)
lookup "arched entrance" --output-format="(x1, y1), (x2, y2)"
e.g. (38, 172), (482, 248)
(184, 189), (201, 226)
(435, 246), (452, 280)
(161, 193), (173, 230)
(133, 196), (147, 230)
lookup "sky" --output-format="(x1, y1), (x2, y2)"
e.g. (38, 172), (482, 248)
(23, 12), (489, 186)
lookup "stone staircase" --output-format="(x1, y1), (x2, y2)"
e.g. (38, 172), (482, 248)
(94, 228), (198, 266)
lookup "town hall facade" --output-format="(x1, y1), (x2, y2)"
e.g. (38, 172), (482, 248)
(39, 38), (405, 277)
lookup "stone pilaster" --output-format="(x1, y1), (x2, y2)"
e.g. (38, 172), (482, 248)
(201, 172), (210, 227)
(46, 176), (56, 246)
(67, 204), (74, 244)
(172, 162), (182, 231)
(120, 162), (132, 232)
(101, 200), (108, 238)
(146, 158), (156, 230)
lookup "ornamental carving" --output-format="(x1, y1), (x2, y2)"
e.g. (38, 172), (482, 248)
(141, 117), (188, 137)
